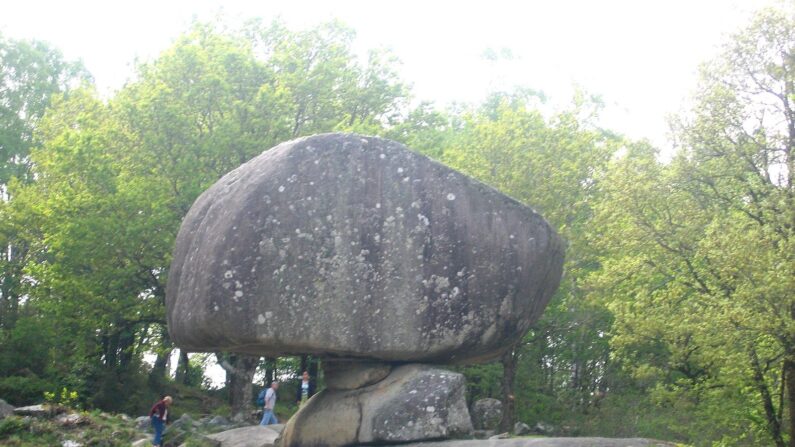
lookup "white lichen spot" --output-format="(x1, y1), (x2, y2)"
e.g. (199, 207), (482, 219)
(213, 305), (220, 311)
(234, 291), (243, 298)
(224, 270), (233, 279)
(397, 167), (404, 174)
(510, 234), (515, 239)
(426, 406), (435, 413)
(446, 193), (456, 201)
(257, 314), (266, 324)
(278, 185), (285, 192)
(376, 203), (381, 209)
(379, 153), (386, 159)
(417, 214), (430, 226)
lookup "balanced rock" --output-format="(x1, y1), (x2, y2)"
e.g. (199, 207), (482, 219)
(279, 364), (472, 446)
(167, 133), (564, 363)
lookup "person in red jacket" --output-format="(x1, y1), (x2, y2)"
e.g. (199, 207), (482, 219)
(149, 395), (172, 447)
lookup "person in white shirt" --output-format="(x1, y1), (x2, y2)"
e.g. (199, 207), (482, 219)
(296, 371), (315, 408)
(259, 381), (279, 425)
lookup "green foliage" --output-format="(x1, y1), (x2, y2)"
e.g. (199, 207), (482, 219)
(43, 387), (79, 408)
(0, 6), (792, 447)
(0, 376), (51, 407)
(0, 416), (30, 438)
(587, 6), (795, 446)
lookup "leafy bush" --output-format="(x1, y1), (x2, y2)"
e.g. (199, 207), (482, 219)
(0, 416), (30, 438)
(0, 375), (52, 406)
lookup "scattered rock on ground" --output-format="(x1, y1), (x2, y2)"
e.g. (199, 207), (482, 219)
(206, 425), (280, 447)
(280, 364), (472, 446)
(535, 421), (555, 435)
(471, 397), (503, 430)
(179, 435), (222, 447)
(0, 399), (14, 419)
(396, 438), (677, 446)
(514, 421), (531, 435)
(207, 415), (230, 427)
(473, 429), (496, 439)
(56, 412), (87, 427)
(171, 413), (195, 430)
(490, 432), (511, 439)
(131, 440), (150, 447)
(13, 404), (51, 417)
(135, 415), (151, 431)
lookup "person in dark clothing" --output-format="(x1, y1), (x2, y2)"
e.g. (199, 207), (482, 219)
(149, 396), (172, 447)
(296, 370), (315, 408)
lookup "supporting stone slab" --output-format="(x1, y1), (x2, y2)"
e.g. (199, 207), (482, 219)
(279, 364), (473, 447)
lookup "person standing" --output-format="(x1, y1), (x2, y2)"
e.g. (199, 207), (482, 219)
(149, 395), (172, 447)
(259, 381), (279, 425)
(295, 370), (315, 408)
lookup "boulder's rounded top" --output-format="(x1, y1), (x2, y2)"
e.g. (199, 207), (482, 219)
(166, 133), (563, 363)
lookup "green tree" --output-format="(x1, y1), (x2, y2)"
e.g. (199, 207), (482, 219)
(590, 7), (795, 445)
(4, 18), (411, 414)
(435, 89), (618, 431)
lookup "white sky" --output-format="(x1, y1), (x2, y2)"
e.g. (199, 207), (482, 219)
(0, 0), (781, 385)
(1, 0), (781, 151)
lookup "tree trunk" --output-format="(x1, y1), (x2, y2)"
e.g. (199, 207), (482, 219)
(750, 349), (785, 447)
(499, 347), (518, 433)
(300, 355), (308, 374)
(785, 358), (795, 447)
(308, 356), (319, 383)
(264, 357), (276, 386)
(221, 354), (260, 418)
(175, 350), (190, 385)
(149, 327), (173, 387)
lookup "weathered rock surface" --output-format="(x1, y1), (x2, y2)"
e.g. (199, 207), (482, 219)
(396, 438), (676, 446)
(135, 415), (150, 431)
(534, 421), (555, 435)
(279, 364), (472, 446)
(323, 359), (392, 390)
(167, 133), (564, 364)
(13, 404), (51, 417)
(471, 397), (503, 430)
(0, 399), (14, 419)
(207, 415), (231, 427)
(55, 412), (87, 427)
(514, 421), (531, 435)
(206, 425), (280, 447)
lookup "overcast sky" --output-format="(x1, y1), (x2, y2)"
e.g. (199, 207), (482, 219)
(2, 0), (781, 152)
(0, 0), (780, 384)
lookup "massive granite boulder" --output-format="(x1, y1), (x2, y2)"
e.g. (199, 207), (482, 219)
(166, 133), (563, 363)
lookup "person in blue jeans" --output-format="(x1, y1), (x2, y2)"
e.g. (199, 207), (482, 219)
(149, 396), (172, 446)
(259, 381), (279, 425)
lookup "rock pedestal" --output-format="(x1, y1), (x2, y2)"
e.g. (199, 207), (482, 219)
(166, 133), (564, 446)
(280, 364), (472, 446)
